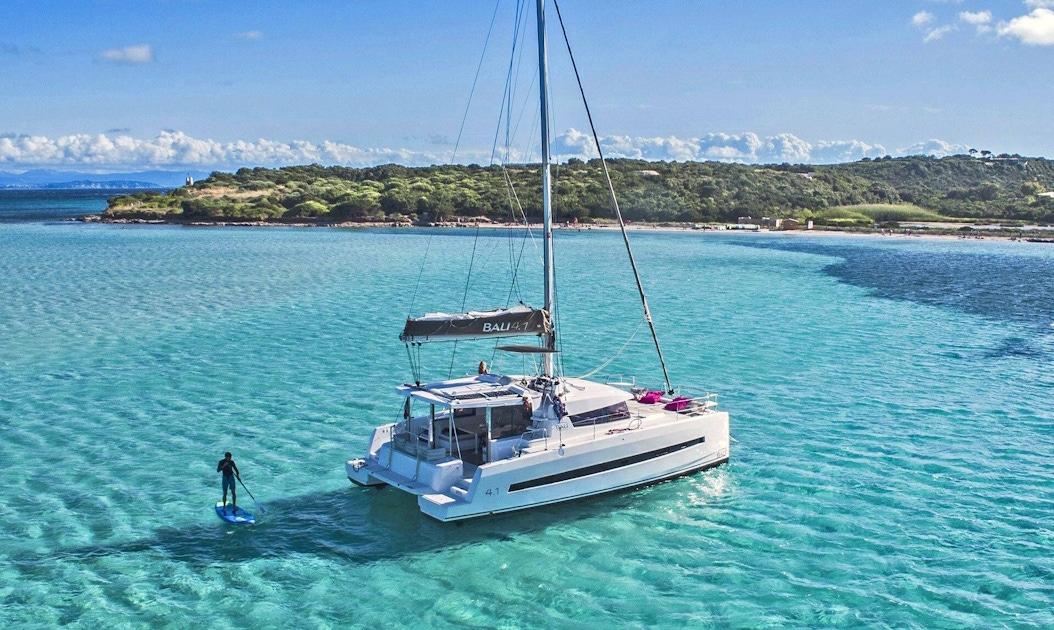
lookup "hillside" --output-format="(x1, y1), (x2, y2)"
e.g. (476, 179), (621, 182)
(103, 155), (1054, 226)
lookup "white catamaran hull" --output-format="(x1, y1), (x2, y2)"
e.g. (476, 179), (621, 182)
(348, 408), (729, 522)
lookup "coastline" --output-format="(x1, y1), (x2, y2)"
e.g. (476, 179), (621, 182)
(78, 214), (1054, 242)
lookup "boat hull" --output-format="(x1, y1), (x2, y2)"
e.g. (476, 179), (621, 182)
(349, 409), (729, 522)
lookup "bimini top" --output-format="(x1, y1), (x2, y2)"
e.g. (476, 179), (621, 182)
(396, 374), (530, 409)
(400, 305), (551, 344)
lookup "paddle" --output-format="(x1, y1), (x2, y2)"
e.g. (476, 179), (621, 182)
(236, 476), (266, 514)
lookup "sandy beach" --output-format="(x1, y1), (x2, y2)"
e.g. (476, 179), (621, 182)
(84, 214), (1054, 243)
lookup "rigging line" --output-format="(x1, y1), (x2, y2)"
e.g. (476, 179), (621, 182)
(448, 220), (484, 380)
(460, 220), (484, 310)
(490, 0), (526, 165)
(406, 343), (420, 386)
(503, 170), (520, 304)
(505, 0), (532, 165)
(551, 238), (564, 376)
(552, 0), (675, 394)
(506, 0), (533, 163)
(507, 66), (540, 164)
(551, 174), (565, 377)
(407, 233), (434, 318)
(447, 339), (459, 379)
(501, 166), (535, 306)
(577, 318), (646, 380)
(451, 0), (502, 164)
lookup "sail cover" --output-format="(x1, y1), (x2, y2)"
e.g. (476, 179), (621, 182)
(400, 305), (551, 343)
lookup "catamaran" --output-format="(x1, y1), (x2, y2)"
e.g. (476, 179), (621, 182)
(346, 0), (730, 522)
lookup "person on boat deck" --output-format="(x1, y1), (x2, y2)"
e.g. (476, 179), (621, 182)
(522, 395), (533, 422)
(553, 394), (567, 420)
(217, 452), (241, 513)
(478, 361), (489, 375)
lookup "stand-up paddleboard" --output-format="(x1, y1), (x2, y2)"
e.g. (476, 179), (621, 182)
(215, 502), (255, 525)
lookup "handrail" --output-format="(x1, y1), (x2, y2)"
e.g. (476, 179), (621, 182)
(515, 427), (549, 454)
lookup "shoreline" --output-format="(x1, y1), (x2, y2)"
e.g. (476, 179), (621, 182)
(78, 215), (1054, 242)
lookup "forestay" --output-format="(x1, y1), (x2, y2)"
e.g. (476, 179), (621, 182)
(400, 305), (551, 343)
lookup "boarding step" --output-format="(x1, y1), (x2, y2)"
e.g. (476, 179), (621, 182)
(370, 468), (432, 495)
(449, 485), (470, 499)
(421, 492), (462, 506)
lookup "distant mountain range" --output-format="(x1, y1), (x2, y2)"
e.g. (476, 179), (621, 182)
(0, 169), (211, 189)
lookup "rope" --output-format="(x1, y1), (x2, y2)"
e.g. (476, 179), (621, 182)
(577, 317), (645, 380)
(406, 343), (422, 386)
(451, 0), (502, 163)
(407, 233), (433, 318)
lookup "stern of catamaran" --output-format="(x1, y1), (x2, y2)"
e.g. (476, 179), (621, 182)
(345, 373), (544, 487)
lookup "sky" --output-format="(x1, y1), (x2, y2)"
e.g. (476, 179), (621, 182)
(1, 0), (1052, 172)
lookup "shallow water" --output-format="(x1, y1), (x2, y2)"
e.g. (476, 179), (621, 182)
(1, 206), (1052, 627)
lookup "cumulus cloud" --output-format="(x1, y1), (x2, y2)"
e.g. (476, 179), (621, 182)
(959, 10), (992, 25)
(960, 10), (993, 32)
(899, 138), (970, 156)
(0, 129), (973, 171)
(100, 44), (154, 64)
(912, 11), (935, 26)
(553, 129), (956, 163)
(0, 131), (447, 170)
(998, 8), (1054, 44)
(1026, 0), (1054, 8)
(924, 24), (956, 42)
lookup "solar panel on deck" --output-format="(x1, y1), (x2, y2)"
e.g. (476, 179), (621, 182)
(450, 389), (517, 401)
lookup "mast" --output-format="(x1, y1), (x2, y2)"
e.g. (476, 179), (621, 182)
(536, 0), (555, 376)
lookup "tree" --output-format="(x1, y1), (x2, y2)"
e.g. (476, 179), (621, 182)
(287, 200), (328, 219)
(1021, 181), (1044, 197)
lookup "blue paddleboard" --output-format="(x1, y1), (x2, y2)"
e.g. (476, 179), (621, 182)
(215, 502), (255, 525)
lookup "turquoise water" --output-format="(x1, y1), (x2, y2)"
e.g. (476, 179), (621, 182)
(1, 202), (1053, 627)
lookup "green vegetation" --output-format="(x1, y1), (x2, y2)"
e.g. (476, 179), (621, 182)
(103, 154), (1054, 226)
(812, 204), (947, 227)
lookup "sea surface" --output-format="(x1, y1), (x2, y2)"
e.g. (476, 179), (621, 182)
(0, 189), (143, 223)
(1, 191), (1052, 628)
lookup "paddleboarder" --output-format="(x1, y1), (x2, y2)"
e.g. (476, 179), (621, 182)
(217, 451), (241, 514)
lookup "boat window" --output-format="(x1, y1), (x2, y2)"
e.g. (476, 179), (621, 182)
(570, 402), (630, 427)
(490, 405), (531, 440)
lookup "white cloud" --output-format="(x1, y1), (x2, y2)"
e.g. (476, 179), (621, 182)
(959, 10), (992, 25)
(0, 131), (447, 170)
(924, 24), (956, 42)
(899, 138), (970, 156)
(1026, 0), (1054, 9)
(549, 130), (945, 164)
(0, 129), (972, 170)
(237, 31), (264, 40)
(998, 8), (1054, 44)
(100, 44), (154, 64)
(960, 10), (993, 33)
(912, 11), (935, 26)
